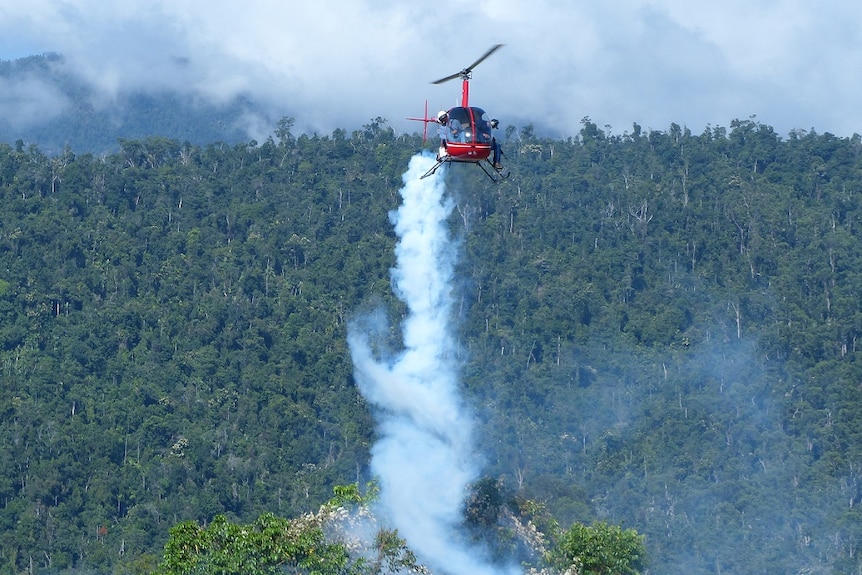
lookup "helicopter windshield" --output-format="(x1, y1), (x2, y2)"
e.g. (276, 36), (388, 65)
(445, 107), (493, 145)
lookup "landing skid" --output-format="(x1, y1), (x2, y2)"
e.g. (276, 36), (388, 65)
(420, 156), (509, 183)
(478, 160), (510, 183)
(420, 158), (446, 179)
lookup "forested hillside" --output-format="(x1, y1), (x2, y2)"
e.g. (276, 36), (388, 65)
(0, 54), (257, 153)
(1, 116), (862, 574)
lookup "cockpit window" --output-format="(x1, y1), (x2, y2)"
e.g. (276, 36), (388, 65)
(444, 107), (492, 145)
(472, 108), (492, 144)
(446, 108), (470, 143)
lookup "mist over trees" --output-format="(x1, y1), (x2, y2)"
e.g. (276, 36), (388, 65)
(0, 54), (265, 154)
(0, 111), (861, 574)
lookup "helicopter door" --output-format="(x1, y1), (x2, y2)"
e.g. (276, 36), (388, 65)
(471, 107), (493, 145)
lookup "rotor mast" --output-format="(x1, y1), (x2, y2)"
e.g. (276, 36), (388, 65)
(461, 74), (470, 108)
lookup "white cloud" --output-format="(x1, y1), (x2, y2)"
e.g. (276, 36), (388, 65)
(0, 73), (68, 128)
(2, 0), (862, 138)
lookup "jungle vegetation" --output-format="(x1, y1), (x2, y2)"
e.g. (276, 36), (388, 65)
(1, 113), (862, 574)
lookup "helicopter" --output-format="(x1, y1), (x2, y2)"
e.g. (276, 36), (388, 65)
(408, 44), (509, 183)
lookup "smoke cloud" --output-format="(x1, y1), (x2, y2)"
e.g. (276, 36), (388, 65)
(348, 155), (513, 575)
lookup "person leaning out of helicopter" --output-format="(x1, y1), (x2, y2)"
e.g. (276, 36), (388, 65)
(490, 118), (503, 170)
(436, 110), (449, 159)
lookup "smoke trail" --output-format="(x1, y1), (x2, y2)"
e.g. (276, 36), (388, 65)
(348, 154), (502, 575)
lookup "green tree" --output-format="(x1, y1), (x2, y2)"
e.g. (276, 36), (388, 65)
(154, 512), (351, 575)
(548, 522), (646, 575)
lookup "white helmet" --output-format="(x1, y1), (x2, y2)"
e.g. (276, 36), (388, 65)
(437, 110), (448, 123)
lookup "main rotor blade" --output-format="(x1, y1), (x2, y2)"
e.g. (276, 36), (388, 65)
(430, 44), (504, 85)
(466, 43), (503, 73)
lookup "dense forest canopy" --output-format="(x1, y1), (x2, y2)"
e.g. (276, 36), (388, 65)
(1, 115), (862, 574)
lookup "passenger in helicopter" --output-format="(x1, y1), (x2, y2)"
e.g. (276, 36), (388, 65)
(490, 118), (503, 170)
(436, 110), (449, 159)
(448, 119), (465, 143)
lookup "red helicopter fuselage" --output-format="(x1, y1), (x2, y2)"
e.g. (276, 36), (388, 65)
(439, 104), (493, 163)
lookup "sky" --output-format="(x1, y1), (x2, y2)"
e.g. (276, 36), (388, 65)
(3, 0), (862, 139)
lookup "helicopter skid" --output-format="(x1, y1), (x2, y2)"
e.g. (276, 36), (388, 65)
(479, 160), (510, 183)
(420, 157), (446, 179)
(420, 156), (508, 183)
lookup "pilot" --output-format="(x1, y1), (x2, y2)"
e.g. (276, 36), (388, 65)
(437, 110), (449, 159)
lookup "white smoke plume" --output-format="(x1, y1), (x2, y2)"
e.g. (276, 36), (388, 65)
(348, 154), (510, 575)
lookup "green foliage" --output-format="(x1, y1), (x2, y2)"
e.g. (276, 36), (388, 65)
(2, 116), (862, 574)
(326, 481), (379, 508)
(367, 529), (423, 575)
(155, 512), (350, 575)
(464, 477), (506, 527)
(154, 485), (425, 575)
(549, 522), (646, 575)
